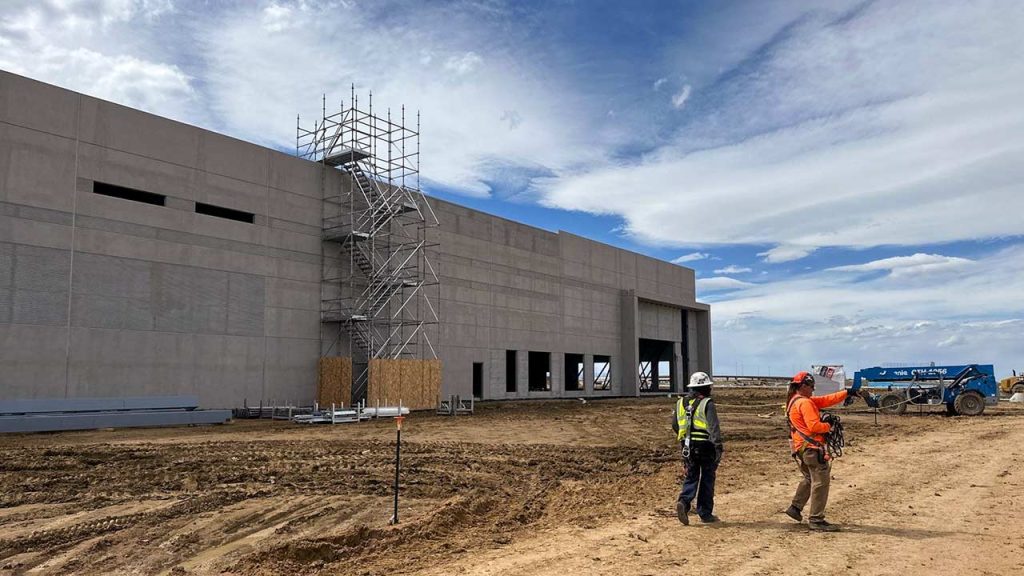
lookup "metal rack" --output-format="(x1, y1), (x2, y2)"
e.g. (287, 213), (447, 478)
(297, 88), (440, 403)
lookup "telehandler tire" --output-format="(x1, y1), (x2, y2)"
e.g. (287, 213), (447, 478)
(953, 390), (985, 416)
(878, 393), (906, 415)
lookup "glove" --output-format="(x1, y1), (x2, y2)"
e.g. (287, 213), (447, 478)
(820, 412), (835, 424)
(714, 447), (723, 465)
(843, 388), (858, 406)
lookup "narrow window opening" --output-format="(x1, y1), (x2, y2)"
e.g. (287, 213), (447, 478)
(594, 355), (612, 391)
(506, 350), (517, 393)
(565, 353), (584, 391)
(93, 181), (165, 206)
(195, 202), (255, 224)
(473, 362), (484, 399)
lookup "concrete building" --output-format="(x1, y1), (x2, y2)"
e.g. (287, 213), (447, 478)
(0, 70), (710, 408)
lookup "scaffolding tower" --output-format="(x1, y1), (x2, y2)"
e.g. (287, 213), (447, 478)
(297, 89), (440, 403)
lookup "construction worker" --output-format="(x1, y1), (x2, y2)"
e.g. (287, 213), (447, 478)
(785, 371), (848, 532)
(672, 372), (723, 525)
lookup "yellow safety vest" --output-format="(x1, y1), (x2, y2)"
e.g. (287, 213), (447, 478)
(676, 397), (710, 443)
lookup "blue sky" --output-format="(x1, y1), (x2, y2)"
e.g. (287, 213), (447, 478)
(2, 0), (1022, 378)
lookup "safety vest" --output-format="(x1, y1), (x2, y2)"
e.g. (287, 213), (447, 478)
(676, 397), (710, 443)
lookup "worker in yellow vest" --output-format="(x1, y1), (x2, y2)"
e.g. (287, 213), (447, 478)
(671, 372), (723, 525)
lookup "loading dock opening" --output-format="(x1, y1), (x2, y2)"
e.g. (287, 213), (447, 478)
(639, 338), (675, 392)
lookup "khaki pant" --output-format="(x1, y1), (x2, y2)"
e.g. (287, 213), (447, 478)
(791, 448), (831, 522)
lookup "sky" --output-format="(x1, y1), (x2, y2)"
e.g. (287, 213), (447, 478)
(2, 0), (1022, 378)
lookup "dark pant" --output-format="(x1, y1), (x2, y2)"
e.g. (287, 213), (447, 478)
(677, 441), (719, 518)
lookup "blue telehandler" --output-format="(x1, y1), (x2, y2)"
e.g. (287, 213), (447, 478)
(850, 364), (997, 416)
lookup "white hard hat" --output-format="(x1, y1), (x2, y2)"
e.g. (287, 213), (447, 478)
(689, 371), (714, 388)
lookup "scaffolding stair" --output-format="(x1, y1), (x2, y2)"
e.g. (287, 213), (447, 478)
(298, 93), (438, 406)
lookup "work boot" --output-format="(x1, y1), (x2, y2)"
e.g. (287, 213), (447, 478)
(676, 502), (690, 525)
(699, 514), (720, 524)
(808, 520), (840, 532)
(785, 505), (803, 522)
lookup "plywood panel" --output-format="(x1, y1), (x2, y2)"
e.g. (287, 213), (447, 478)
(368, 358), (442, 411)
(422, 359), (442, 410)
(317, 356), (351, 407)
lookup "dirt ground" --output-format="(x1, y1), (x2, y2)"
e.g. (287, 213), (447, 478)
(0, 389), (1022, 576)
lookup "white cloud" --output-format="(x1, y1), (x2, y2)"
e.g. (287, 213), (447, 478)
(444, 51), (483, 75)
(262, 3), (294, 32)
(671, 84), (691, 109)
(195, 2), (604, 198)
(697, 277), (755, 292)
(500, 110), (523, 130)
(937, 334), (965, 348)
(706, 244), (1024, 378)
(0, 3), (197, 122)
(540, 1), (1024, 260)
(653, 77), (667, 91)
(672, 252), (709, 264)
(759, 245), (816, 263)
(829, 253), (974, 278)
(714, 265), (751, 274)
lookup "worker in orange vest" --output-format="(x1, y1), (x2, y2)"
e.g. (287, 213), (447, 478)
(785, 371), (848, 532)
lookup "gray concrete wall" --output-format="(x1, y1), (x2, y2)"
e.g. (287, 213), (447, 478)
(0, 71), (322, 408)
(431, 203), (711, 400)
(0, 70), (710, 408)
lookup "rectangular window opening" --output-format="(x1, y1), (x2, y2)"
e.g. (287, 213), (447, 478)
(195, 202), (255, 224)
(565, 353), (584, 391)
(528, 351), (551, 392)
(473, 362), (483, 399)
(594, 355), (611, 391)
(658, 360), (672, 391)
(93, 181), (166, 206)
(506, 350), (517, 393)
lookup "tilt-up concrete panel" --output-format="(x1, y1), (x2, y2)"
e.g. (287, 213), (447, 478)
(66, 328), (196, 399)
(0, 124), (77, 212)
(263, 337), (318, 405)
(0, 323), (69, 399)
(76, 142), (198, 204)
(197, 131), (270, 187)
(0, 71), (80, 138)
(77, 96), (200, 169)
(617, 290), (638, 396)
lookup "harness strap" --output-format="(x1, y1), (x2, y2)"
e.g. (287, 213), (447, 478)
(787, 396), (825, 454)
(682, 399), (694, 456)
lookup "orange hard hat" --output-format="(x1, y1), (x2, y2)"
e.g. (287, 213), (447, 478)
(791, 371), (814, 384)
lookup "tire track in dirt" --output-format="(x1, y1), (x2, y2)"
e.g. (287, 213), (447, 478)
(1, 394), (1020, 575)
(410, 413), (1024, 576)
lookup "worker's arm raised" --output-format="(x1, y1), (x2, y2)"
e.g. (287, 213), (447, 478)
(811, 389), (848, 409)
